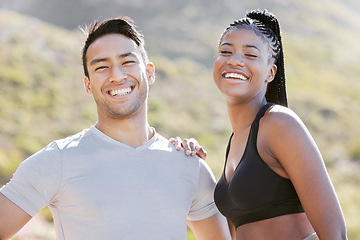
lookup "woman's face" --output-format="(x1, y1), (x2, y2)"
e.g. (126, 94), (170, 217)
(213, 28), (277, 105)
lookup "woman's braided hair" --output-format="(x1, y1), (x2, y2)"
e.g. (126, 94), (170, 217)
(220, 9), (288, 107)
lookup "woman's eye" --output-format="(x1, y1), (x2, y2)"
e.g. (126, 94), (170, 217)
(245, 54), (257, 58)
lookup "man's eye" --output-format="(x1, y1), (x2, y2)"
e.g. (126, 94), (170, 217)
(220, 50), (232, 55)
(95, 66), (108, 71)
(123, 61), (136, 65)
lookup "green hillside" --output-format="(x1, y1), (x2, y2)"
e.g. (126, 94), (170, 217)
(1, 0), (360, 238)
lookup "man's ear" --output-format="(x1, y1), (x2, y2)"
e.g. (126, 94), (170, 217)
(266, 64), (277, 83)
(84, 76), (93, 95)
(146, 62), (155, 85)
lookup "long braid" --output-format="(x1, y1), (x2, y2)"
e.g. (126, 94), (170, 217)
(247, 9), (288, 107)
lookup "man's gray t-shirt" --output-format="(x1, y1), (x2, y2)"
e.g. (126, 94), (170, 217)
(1, 126), (218, 239)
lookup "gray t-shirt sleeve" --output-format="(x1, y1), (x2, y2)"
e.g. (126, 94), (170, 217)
(0, 142), (61, 216)
(187, 158), (219, 221)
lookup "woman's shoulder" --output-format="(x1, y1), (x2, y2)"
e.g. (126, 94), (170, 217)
(264, 104), (303, 126)
(260, 104), (307, 137)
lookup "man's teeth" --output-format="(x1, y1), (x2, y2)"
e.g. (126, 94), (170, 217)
(225, 73), (247, 80)
(109, 87), (132, 96)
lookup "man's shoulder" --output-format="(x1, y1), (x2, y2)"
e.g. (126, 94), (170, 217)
(50, 127), (92, 150)
(22, 128), (92, 164)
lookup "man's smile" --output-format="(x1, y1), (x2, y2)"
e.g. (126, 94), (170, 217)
(108, 87), (133, 96)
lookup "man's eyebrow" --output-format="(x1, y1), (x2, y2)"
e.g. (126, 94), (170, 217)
(89, 52), (137, 66)
(118, 52), (135, 58)
(90, 57), (108, 66)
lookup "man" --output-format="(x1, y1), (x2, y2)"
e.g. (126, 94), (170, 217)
(0, 17), (230, 239)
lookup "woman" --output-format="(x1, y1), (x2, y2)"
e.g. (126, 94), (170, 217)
(173, 9), (347, 240)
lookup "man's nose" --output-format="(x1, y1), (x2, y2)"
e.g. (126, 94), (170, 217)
(110, 66), (127, 82)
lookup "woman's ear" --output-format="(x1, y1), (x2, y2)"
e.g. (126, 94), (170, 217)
(266, 64), (277, 83)
(146, 62), (155, 85)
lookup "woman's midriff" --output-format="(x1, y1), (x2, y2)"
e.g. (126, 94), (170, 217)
(235, 212), (315, 240)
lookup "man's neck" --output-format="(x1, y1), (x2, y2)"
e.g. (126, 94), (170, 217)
(95, 117), (154, 148)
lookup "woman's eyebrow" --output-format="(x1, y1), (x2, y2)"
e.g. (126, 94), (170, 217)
(220, 42), (260, 51)
(220, 42), (232, 47)
(244, 44), (260, 51)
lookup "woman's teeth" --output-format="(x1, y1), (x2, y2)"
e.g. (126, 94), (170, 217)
(225, 73), (247, 80)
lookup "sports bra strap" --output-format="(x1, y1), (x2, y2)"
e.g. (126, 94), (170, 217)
(254, 103), (274, 122)
(225, 103), (274, 159)
(251, 103), (274, 142)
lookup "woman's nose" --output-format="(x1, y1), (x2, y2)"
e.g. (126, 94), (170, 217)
(227, 54), (245, 67)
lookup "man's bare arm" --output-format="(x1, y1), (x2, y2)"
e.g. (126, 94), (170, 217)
(187, 212), (232, 240)
(0, 193), (31, 240)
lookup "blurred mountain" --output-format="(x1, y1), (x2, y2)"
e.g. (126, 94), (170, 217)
(1, 0), (360, 238)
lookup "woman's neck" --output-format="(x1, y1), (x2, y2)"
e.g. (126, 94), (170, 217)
(226, 99), (267, 134)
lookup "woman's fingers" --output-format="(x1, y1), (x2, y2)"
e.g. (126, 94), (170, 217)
(169, 137), (207, 160)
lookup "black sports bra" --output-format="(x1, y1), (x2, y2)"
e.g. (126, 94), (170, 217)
(214, 103), (304, 228)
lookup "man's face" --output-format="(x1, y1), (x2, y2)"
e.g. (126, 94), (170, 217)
(84, 34), (155, 120)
